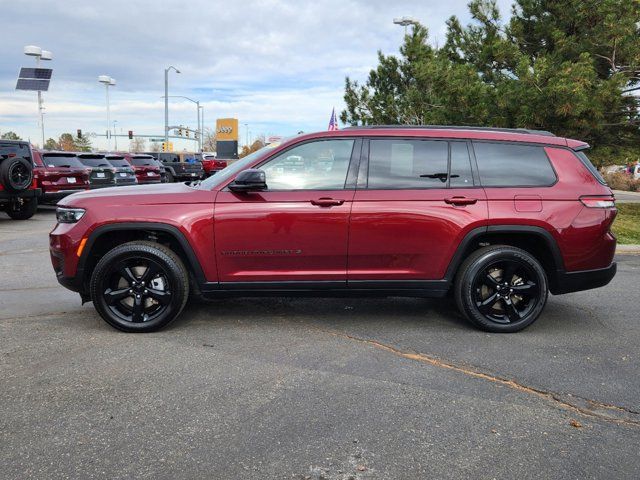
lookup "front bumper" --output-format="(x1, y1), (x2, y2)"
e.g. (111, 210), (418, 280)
(551, 262), (617, 295)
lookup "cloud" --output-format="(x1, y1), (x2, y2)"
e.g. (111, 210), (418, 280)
(0, 0), (514, 148)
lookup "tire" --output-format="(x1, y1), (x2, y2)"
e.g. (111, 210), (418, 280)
(0, 157), (33, 192)
(6, 197), (37, 220)
(165, 171), (174, 183)
(454, 245), (548, 333)
(90, 241), (190, 332)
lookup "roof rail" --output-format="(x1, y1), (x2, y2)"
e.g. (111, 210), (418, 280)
(342, 125), (556, 137)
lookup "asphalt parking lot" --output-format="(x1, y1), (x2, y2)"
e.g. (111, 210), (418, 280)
(1, 209), (639, 479)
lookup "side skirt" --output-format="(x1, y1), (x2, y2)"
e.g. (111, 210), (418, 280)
(199, 280), (451, 299)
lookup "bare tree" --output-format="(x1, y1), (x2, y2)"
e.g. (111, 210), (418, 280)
(129, 138), (146, 152)
(148, 142), (161, 153)
(202, 127), (216, 152)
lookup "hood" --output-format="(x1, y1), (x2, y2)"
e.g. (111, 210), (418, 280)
(59, 182), (211, 207)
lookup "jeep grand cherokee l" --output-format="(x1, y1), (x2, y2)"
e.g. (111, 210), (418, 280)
(0, 140), (40, 220)
(50, 126), (617, 333)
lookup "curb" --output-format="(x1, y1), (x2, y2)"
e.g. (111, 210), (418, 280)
(616, 245), (640, 254)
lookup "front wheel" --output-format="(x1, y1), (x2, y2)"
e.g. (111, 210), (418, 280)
(454, 246), (548, 333)
(90, 241), (189, 332)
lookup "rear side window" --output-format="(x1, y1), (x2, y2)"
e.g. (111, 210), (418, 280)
(575, 151), (607, 185)
(473, 142), (556, 187)
(368, 139), (449, 189)
(42, 154), (84, 168)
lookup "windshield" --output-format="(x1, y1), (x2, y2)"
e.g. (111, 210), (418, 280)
(79, 157), (110, 168)
(107, 159), (130, 167)
(42, 154), (85, 168)
(199, 145), (279, 189)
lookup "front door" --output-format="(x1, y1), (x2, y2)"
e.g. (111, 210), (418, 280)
(214, 138), (358, 284)
(348, 138), (488, 283)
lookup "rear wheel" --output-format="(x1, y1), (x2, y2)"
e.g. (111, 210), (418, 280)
(90, 241), (189, 332)
(6, 197), (37, 220)
(165, 171), (174, 183)
(454, 246), (548, 333)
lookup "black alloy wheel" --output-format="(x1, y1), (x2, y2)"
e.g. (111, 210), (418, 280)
(90, 241), (189, 332)
(0, 157), (33, 192)
(454, 246), (548, 332)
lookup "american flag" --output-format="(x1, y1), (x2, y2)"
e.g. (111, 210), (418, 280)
(328, 108), (339, 131)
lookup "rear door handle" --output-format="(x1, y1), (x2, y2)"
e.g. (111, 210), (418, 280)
(444, 196), (478, 206)
(311, 198), (345, 207)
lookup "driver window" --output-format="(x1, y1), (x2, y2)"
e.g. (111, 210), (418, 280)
(261, 139), (354, 190)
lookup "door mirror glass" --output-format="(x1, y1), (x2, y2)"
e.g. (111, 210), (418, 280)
(229, 168), (267, 192)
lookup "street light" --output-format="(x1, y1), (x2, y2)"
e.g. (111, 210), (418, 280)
(113, 120), (118, 150)
(199, 105), (204, 152)
(164, 66), (180, 144)
(244, 123), (249, 148)
(393, 16), (419, 35)
(24, 45), (52, 147)
(164, 95), (201, 151)
(98, 75), (116, 150)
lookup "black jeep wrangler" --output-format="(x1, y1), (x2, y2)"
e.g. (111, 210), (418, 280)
(0, 140), (40, 220)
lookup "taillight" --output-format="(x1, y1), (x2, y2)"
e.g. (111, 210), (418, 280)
(580, 195), (616, 208)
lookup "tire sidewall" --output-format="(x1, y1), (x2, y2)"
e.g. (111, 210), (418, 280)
(90, 244), (188, 332)
(6, 197), (37, 220)
(458, 247), (548, 333)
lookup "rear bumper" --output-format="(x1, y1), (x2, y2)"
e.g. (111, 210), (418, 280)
(42, 189), (86, 202)
(89, 183), (116, 189)
(551, 262), (617, 295)
(0, 188), (40, 200)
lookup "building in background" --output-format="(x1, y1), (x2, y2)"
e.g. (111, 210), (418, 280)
(216, 118), (238, 159)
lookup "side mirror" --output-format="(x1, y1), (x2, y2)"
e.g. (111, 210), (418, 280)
(229, 168), (267, 192)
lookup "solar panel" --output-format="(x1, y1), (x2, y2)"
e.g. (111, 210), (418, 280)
(16, 78), (50, 91)
(18, 67), (53, 80)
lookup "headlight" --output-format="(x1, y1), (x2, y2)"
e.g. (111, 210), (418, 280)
(56, 207), (85, 223)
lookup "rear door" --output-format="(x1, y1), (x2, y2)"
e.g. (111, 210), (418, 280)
(214, 138), (359, 284)
(347, 138), (488, 284)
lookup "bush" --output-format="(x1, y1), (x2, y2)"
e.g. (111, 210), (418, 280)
(603, 172), (640, 192)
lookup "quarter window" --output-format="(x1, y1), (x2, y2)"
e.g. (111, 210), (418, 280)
(473, 142), (556, 187)
(261, 139), (354, 190)
(368, 139), (449, 189)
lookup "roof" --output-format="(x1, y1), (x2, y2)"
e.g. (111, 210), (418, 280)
(293, 125), (589, 150)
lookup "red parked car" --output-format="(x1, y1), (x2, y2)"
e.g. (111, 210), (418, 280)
(50, 126), (617, 333)
(123, 153), (162, 184)
(33, 150), (90, 203)
(199, 153), (228, 176)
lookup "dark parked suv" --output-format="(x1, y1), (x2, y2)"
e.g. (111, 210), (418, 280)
(77, 154), (116, 189)
(154, 152), (203, 182)
(50, 126), (617, 333)
(0, 140), (40, 219)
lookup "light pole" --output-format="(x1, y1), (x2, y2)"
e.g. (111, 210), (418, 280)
(98, 75), (116, 150)
(393, 16), (419, 35)
(164, 95), (200, 151)
(24, 45), (52, 147)
(164, 66), (180, 145)
(198, 105), (205, 152)
(244, 123), (249, 148)
(113, 120), (118, 150)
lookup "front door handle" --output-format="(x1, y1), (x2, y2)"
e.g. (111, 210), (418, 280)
(445, 196), (478, 206)
(311, 198), (345, 207)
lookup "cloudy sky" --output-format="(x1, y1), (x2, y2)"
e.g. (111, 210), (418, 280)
(1, 0), (513, 150)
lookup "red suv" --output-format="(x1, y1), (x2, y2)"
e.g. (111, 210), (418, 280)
(33, 150), (90, 203)
(50, 126), (617, 333)
(122, 153), (162, 184)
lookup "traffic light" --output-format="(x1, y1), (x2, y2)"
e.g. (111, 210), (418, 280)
(77, 129), (82, 139)
(128, 130), (133, 139)
(185, 129), (190, 138)
(161, 142), (167, 152)
(177, 127), (183, 136)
